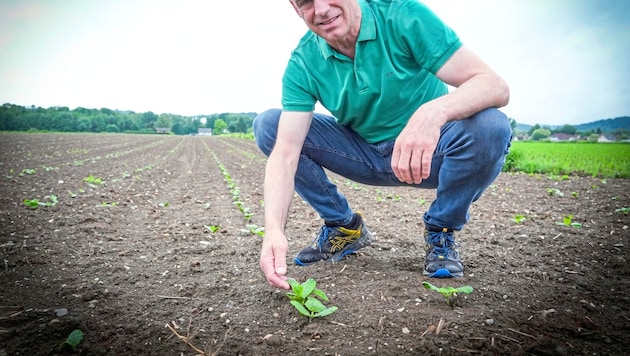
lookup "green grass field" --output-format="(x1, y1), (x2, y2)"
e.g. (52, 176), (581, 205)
(503, 141), (630, 178)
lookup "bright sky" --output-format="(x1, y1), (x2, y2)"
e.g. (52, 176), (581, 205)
(1, 0), (628, 126)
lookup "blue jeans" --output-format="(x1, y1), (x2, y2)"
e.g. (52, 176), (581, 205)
(253, 109), (512, 231)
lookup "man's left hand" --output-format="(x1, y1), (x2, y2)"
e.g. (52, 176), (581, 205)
(391, 109), (444, 184)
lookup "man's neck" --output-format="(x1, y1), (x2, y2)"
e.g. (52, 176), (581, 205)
(326, 4), (362, 59)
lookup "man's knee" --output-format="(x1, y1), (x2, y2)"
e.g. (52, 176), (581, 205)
(468, 109), (512, 154)
(253, 109), (282, 156)
(473, 108), (512, 141)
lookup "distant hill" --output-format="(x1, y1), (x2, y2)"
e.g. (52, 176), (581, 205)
(515, 116), (630, 133)
(575, 116), (629, 133)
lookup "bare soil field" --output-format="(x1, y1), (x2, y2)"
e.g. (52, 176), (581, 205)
(0, 132), (628, 355)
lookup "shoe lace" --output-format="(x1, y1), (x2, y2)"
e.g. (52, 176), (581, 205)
(426, 230), (458, 257)
(313, 225), (333, 251)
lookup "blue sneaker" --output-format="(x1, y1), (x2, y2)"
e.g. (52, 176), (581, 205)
(294, 216), (373, 266)
(423, 228), (464, 278)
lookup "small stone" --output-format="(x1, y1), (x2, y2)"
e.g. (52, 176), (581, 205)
(485, 318), (495, 325)
(402, 327), (410, 334)
(263, 334), (282, 346)
(54, 308), (68, 317)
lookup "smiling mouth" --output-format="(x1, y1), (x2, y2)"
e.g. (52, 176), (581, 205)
(319, 15), (340, 26)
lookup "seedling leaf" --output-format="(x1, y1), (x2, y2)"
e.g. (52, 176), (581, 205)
(314, 306), (338, 318)
(301, 278), (317, 297)
(23, 199), (40, 209)
(290, 300), (311, 317)
(59, 329), (84, 350)
(312, 288), (329, 301)
(455, 286), (474, 294)
(305, 297), (327, 313)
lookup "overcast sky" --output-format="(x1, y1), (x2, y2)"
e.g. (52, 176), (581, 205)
(1, 0), (628, 126)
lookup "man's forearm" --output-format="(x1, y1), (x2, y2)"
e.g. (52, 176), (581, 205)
(262, 152), (299, 234)
(432, 72), (509, 124)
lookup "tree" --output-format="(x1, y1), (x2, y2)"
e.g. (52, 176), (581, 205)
(141, 111), (158, 129)
(155, 113), (173, 129)
(531, 128), (551, 141)
(509, 118), (517, 130)
(528, 124), (541, 136)
(554, 124), (577, 135)
(213, 119), (227, 135)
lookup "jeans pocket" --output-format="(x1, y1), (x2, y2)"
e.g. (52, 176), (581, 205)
(373, 140), (395, 158)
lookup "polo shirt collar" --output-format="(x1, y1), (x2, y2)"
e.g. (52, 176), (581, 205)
(318, 0), (376, 59)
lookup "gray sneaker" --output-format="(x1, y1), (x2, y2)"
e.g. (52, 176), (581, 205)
(294, 216), (373, 266)
(423, 228), (464, 278)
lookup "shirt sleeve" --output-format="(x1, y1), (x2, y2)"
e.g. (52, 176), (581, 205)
(281, 56), (317, 112)
(394, 0), (462, 74)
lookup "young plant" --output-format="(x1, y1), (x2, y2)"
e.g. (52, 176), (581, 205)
(546, 188), (564, 197)
(23, 195), (58, 209)
(84, 175), (105, 187)
(242, 224), (264, 237)
(422, 281), (473, 307)
(615, 207), (629, 215)
(18, 168), (36, 176)
(555, 214), (582, 228)
(205, 225), (220, 233)
(159, 202), (170, 208)
(59, 329), (84, 351)
(286, 278), (338, 319)
(510, 214), (526, 224)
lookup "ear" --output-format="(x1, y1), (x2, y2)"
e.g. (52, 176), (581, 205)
(289, 0), (303, 18)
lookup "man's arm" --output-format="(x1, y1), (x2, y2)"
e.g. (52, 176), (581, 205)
(260, 110), (312, 289)
(391, 45), (510, 184)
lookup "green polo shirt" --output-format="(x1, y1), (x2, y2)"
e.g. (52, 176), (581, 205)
(281, 0), (462, 143)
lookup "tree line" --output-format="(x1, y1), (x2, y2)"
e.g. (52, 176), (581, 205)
(0, 103), (256, 135)
(525, 123), (628, 141)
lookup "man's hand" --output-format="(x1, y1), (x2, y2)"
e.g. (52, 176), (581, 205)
(259, 231), (290, 290)
(391, 108), (444, 184)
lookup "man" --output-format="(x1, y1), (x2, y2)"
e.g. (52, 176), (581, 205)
(253, 0), (512, 290)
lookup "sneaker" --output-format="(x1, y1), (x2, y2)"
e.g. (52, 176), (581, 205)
(294, 215), (373, 266)
(423, 228), (464, 278)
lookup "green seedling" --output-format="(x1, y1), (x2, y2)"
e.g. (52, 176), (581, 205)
(555, 214), (582, 228)
(18, 168), (36, 176)
(205, 225), (220, 233)
(59, 329), (84, 351)
(422, 282), (473, 307)
(571, 191), (579, 198)
(83, 175), (105, 186)
(23, 195), (58, 209)
(99, 202), (118, 207)
(546, 188), (564, 197)
(615, 207), (629, 215)
(159, 202), (169, 208)
(286, 278), (338, 319)
(242, 224), (264, 237)
(510, 214), (526, 224)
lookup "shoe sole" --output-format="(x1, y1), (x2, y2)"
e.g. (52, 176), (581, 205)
(294, 229), (374, 266)
(423, 268), (463, 278)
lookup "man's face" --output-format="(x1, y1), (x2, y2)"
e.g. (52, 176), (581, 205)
(290, 0), (360, 43)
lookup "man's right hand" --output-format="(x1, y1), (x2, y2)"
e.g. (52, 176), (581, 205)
(259, 231), (290, 290)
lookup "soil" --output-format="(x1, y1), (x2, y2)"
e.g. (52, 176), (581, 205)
(0, 133), (628, 356)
